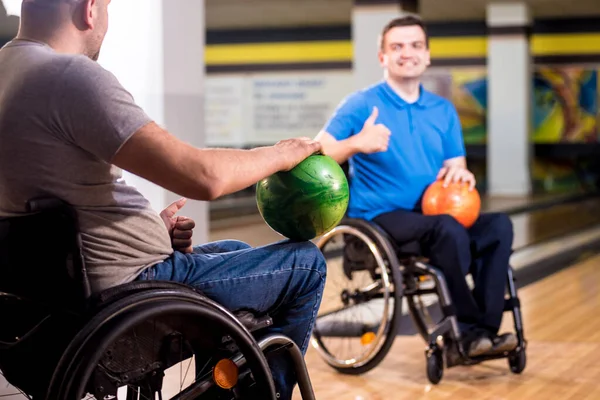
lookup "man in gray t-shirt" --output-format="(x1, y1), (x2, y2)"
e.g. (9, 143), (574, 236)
(0, 1), (326, 399)
(0, 38), (177, 293)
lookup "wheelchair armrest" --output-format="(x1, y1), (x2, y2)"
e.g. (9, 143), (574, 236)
(234, 310), (273, 333)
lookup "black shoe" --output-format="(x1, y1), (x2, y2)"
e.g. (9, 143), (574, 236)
(465, 335), (493, 357)
(461, 327), (493, 357)
(487, 332), (518, 354)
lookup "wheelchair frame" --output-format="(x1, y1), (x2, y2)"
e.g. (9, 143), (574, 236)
(312, 217), (527, 384)
(0, 197), (316, 400)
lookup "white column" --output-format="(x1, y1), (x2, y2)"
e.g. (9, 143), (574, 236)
(162, 0), (208, 244)
(99, 0), (166, 211)
(486, 2), (532, 196)
(99, 0), (208, 244)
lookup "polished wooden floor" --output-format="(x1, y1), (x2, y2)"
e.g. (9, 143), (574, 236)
(292, 252), (600, 400)
(2, 200), (600, 398)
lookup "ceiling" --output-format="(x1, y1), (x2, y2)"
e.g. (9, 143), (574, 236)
(2, 0), (599, 36)
(206, 0), (600, 29)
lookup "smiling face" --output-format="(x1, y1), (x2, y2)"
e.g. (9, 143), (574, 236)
(378, 23), (431, 81)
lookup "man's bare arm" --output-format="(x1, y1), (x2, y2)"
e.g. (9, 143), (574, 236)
(315, 107), (391, 163)
(112, 122), (321, 201)
(315, 131), (361, 164)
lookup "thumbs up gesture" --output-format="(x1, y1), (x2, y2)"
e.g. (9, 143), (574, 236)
(355, 107), (391, 154)
(160, 198), (196, 253)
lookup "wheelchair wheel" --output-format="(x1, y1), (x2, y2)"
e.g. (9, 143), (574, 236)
(48, 287), (277, 400)
(509, 348), (526, 374)
(425, 344), (443, 384)
(311, 219), (403, 375)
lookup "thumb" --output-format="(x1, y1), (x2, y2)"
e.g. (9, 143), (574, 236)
(162, 197), (187, 218)
(364, 106), (379, 127)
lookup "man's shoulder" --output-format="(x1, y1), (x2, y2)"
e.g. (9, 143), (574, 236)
(12, 46), (111, 90)
(338, 82), (386, 109)
(420, 88), (456, 112)
(60, 54), (115, 81)
(361, 81), (389, 99)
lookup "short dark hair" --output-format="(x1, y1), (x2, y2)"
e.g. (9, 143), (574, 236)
(378, 15), (429, 50)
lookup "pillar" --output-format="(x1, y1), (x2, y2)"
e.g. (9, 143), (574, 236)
(99, 0), (208, 244)
(352, 0), (419, 90)
(162, 0), (208, 244)
(486, 2), (533, 196)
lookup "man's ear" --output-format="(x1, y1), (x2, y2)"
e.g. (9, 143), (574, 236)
(378, 50), (386, 67)
(81, 0), (97, 29)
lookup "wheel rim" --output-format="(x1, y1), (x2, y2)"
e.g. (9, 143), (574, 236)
(310, 225), (395, 369)
(54, 291), (277, 400)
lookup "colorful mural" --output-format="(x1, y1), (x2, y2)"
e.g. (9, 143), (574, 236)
(450, 69), (488, 145)
(437, 66), (600, 194)
(439, 67), (599, 144)
(532, 67), (598, 143)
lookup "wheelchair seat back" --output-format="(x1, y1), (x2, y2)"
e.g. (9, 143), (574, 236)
(0, 198), (90, 307)
(0, 198), (91, 396)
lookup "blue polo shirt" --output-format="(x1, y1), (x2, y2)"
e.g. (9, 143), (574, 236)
(323, 81), (466, 221)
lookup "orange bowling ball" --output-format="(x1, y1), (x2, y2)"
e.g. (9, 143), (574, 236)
(421, 180), (481, 228)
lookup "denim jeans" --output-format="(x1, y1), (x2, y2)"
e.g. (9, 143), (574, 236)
(135, 239), (327, 400)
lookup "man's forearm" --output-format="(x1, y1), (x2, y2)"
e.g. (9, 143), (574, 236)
(316, 131), (361, 164)
(113, 124), (292, 202)
(194, 146), (288, 199)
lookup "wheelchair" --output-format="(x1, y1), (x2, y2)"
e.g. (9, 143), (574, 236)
(0, 197), (316, 399)
(310, 217), (527, 384)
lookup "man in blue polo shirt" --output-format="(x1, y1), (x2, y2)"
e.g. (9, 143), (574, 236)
(316, 15), (517, 357)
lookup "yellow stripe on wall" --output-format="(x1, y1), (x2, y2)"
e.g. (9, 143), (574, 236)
(428, 37), (487, 58)
(205, 33), (600, 66)
(531, 33), (600, 55)
(205, 37), (486, 65)
(205, 40), (353, 65)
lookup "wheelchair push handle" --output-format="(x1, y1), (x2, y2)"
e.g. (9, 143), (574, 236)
(26, 197), (69, 214)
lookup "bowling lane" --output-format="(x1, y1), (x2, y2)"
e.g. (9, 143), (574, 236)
(209, 196), (600, 251)
(293, 252), (600, 400)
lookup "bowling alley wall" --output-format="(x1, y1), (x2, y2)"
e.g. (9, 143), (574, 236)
(2, 14), (598, 196)
(204, 18), (600, 195)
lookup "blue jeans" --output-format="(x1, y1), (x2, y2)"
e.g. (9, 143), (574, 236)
(135, 239), (327, 400)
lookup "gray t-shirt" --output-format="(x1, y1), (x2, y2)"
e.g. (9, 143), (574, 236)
(0, 39), (174, 293)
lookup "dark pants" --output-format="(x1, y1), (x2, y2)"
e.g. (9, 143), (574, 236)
(373, 210), (513, 334)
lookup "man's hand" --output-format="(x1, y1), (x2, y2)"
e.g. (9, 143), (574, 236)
(160, 198), (195, 253)
(353, 107), (391, 153)
(274, 137), (323, 171)
(437, 165), (476, 190)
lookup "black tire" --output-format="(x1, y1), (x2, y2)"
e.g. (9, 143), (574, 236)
(426, 346), (444, 384)
(314, 218), (404, 375)
(49, 288), (277, 400)
(508, 348), (526, 374)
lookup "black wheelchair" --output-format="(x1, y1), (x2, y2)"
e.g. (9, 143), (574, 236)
(0, 197), (316, 399)
(310, 217), (527, 384)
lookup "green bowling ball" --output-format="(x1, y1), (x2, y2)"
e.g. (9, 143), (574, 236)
(256, 154), (349, 241)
